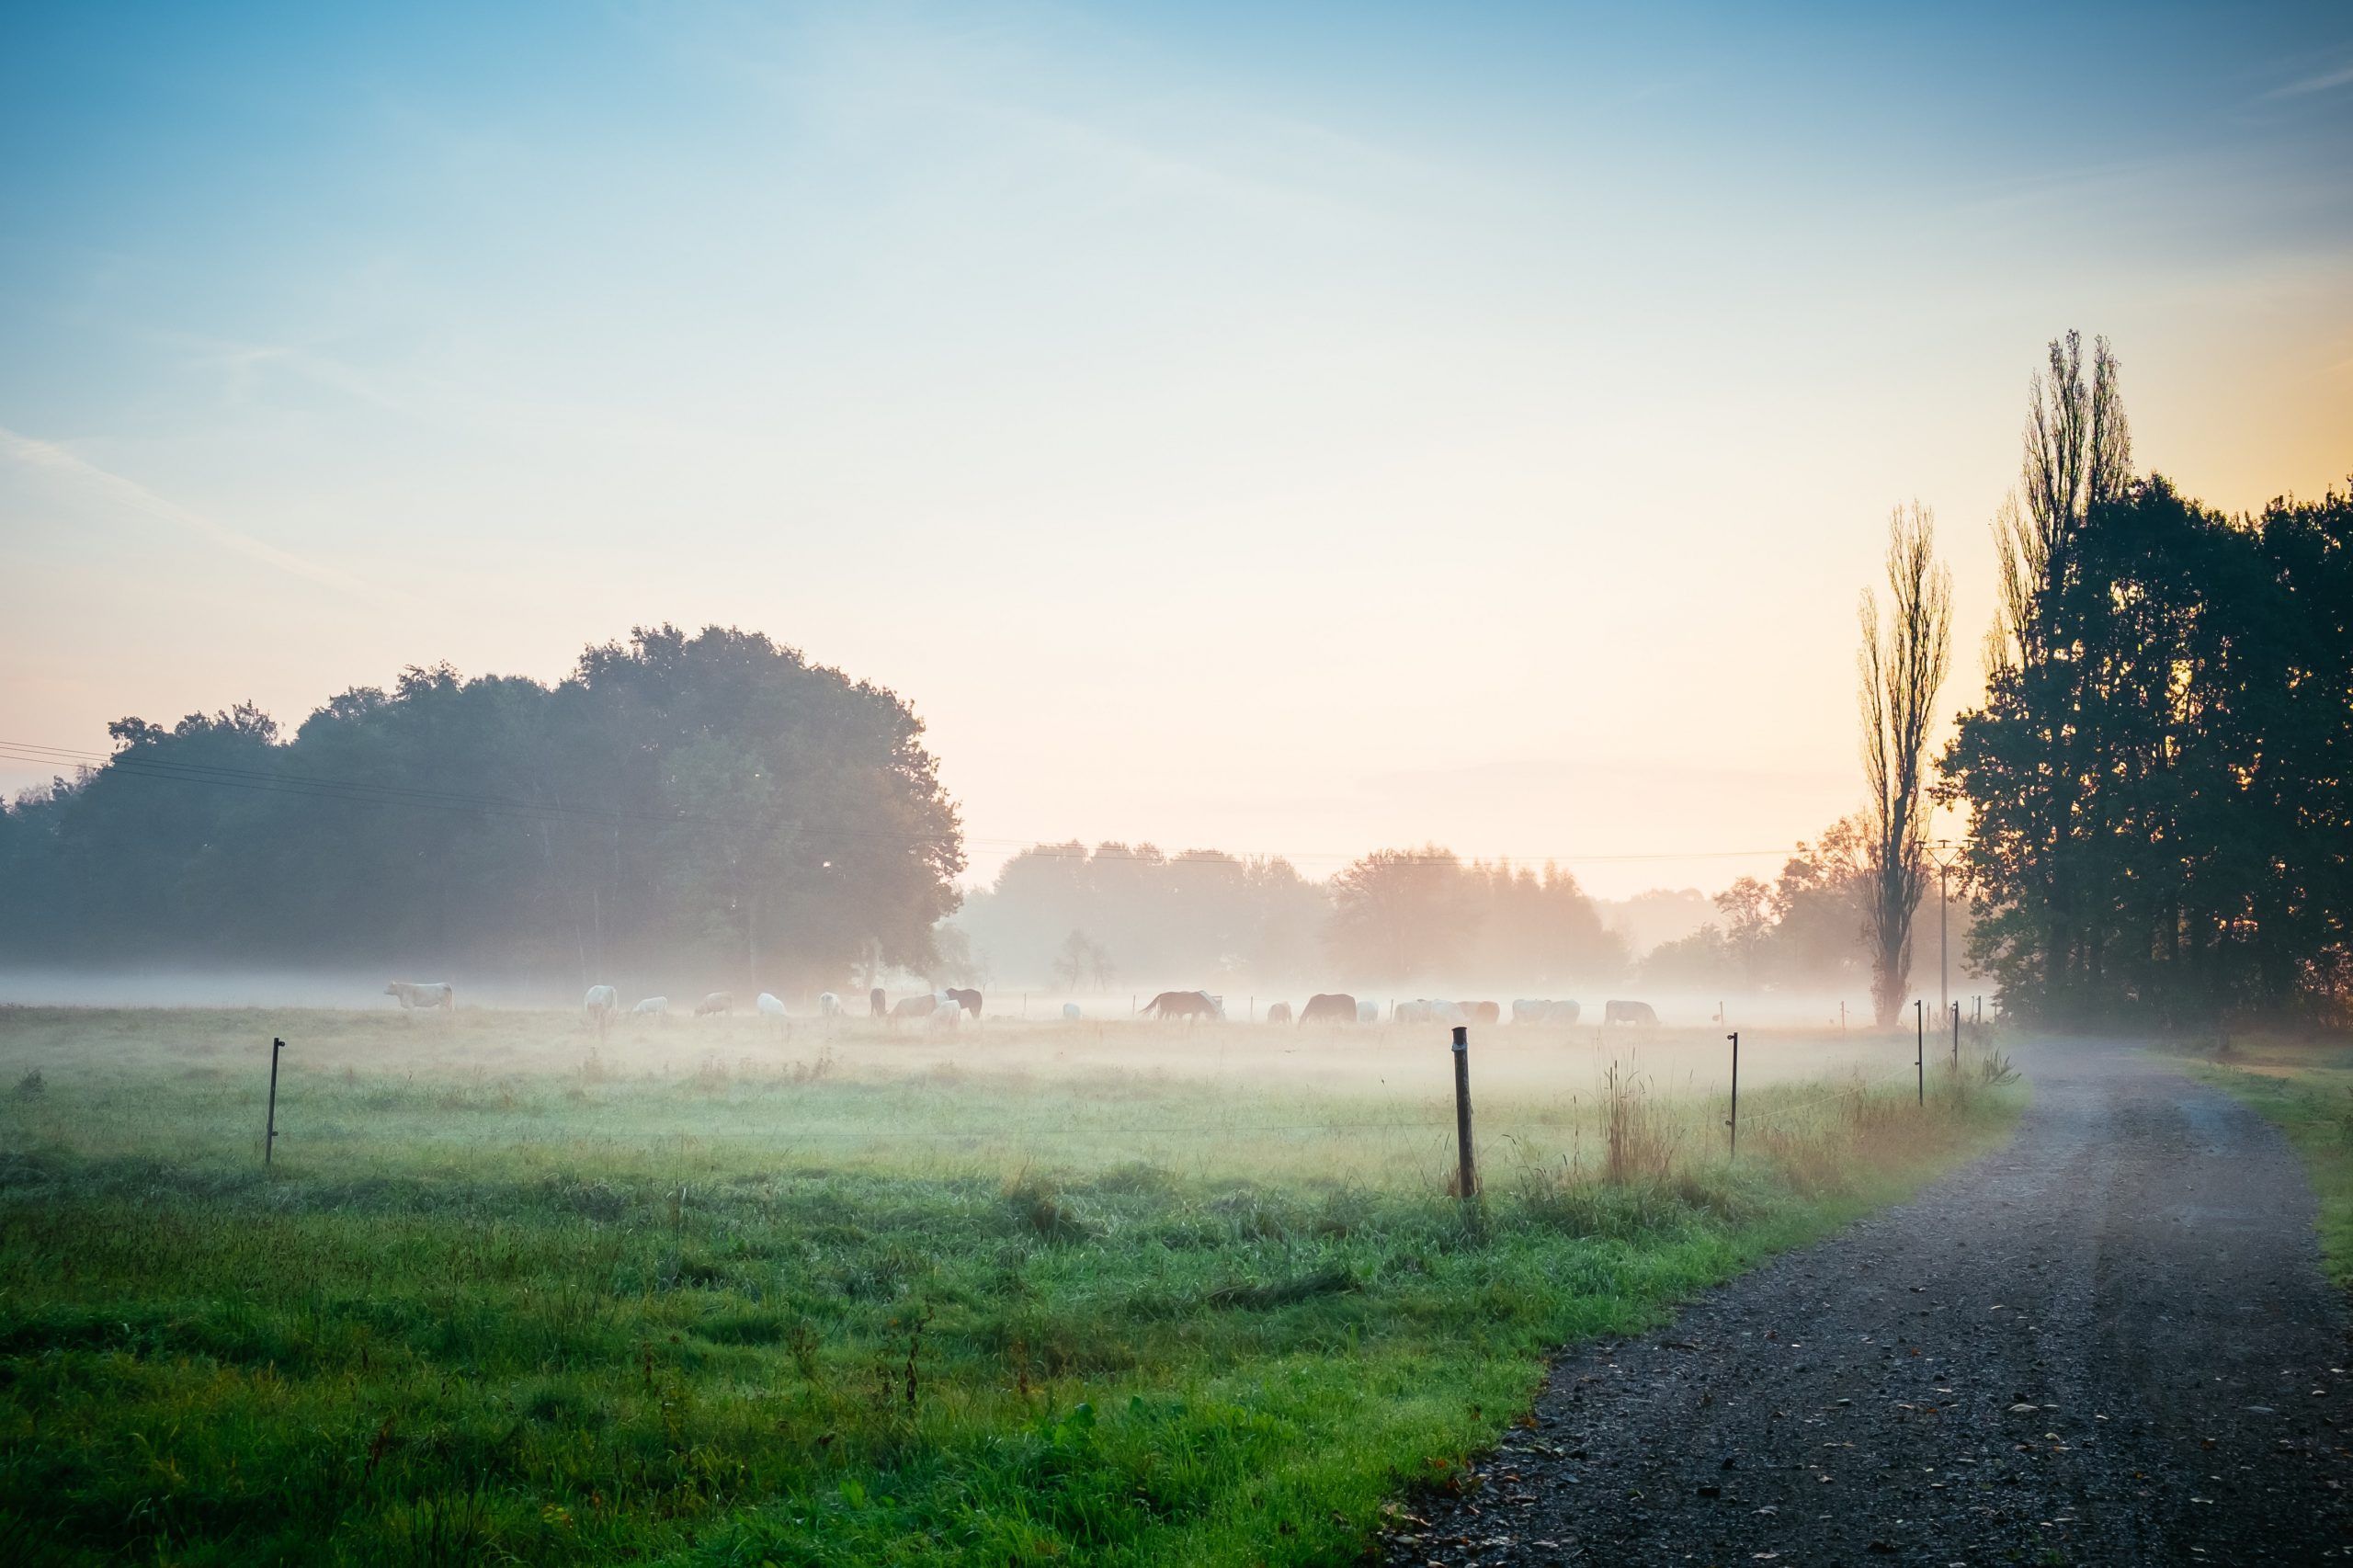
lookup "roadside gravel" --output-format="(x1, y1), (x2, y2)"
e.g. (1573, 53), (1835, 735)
(1386, 1046), (2353, 1565)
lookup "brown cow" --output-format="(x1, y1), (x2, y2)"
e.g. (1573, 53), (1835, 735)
(1298, 993), (1358, 1025)
(1141, 990), (1222, 1022)
(695, 991), (733, 1017)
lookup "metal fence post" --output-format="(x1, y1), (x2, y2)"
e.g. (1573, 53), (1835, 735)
(1914, 1000), (1924, 1106)
(1450, 1025), (1477, 1199)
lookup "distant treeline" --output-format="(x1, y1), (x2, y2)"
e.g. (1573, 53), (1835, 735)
(0, 625), (964, 989)
(950, 841), (1630, 992)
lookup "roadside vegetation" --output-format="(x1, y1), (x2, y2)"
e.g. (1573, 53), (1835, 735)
(0, 1007), (2019, 1566)
(2194, 1034), (2353, 1285)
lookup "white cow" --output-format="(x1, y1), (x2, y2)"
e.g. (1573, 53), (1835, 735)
(1511, 999), (1548, 1025)
(817, 992), (844, 1017)
(632, 995), (669, 1017)
(756, 993), (787, 1017)
(585, 984), (619, 1018)
(928, 1000), (962, 1031)
(1356, 998), (1379, 1024)
(384, 981), (454, 1013)
(1062, 1002), (1082, 1020)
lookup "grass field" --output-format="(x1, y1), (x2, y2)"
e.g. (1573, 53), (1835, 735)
(2193, 1032), (2353, 1286)
(0, 1004), (2020, 1567)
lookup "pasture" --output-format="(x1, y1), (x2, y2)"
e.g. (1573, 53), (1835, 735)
(0, 1003), (2020, 1566)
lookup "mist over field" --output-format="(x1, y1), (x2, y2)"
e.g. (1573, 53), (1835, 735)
(3, 5), (2349, 1564)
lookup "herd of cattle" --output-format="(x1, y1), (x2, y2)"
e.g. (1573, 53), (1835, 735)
(381, 980), (1661, 1029)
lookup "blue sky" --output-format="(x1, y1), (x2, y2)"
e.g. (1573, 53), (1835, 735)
(4, 2), (2349, 894)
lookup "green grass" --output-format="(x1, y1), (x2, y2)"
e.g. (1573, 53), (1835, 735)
(2193, 1038), (2353, 1286)
(0, 1006), (2020, 1567)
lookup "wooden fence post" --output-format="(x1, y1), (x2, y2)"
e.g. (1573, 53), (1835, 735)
(264, 1037), (285, 1165)
(1451, 1025), (1477, 1199)
(1726, 1031), (1739, 1156)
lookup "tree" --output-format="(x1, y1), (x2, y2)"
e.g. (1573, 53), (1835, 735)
(1859, 503), (1953, 1025)
(1324, 846), (1474, 983)
(1051, 930), (1117, 992)
(0, 624), (965, 991)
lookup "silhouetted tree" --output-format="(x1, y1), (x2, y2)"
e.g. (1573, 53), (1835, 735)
(1943, 333), (2353, 1023)
(1859, 504), (1953, 1025)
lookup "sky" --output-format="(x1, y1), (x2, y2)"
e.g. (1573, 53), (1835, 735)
(3, 1), (2349, 899)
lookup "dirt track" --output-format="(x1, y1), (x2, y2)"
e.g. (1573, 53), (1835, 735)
(1387, 1045), (2353, 1565)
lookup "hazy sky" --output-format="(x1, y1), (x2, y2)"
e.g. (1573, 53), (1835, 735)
(5, 2), (2348, 897)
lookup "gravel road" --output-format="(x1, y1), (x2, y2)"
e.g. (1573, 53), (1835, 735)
(1386, 1046), (2353, 1566)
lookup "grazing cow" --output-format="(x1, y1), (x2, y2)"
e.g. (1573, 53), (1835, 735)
(1357, 998), (1379, 1023)
(1266, 1001), (1293, 1024)
(695, 992), (733, 1018)
(632, 995), (669, 1017)
(1141, 989), (1220, 1022)
(383, 981), (455, 1013)
(817, 992), (843, 1017)
(1550, 999), (1582, 1024)
(946, 987), (983, 1018)
(584, 984), (618, 1019)
(1466, 1000), (1501, 1027)
(1062, 1002), (1083, 1020)
(756, 993), (787, 1017)
(1604, 999), (1659, 1027)
(1299, 993), (1358, 1026)
(892, 993), (943, 1023)
(870, 986), (887, 1018)
(928, 1000), (962, 1031)
(1511, 998), (1580, 1025)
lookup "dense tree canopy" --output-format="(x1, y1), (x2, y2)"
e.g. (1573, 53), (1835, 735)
(0, 626), (965, 993)
(1941, 479), (2353, 1025)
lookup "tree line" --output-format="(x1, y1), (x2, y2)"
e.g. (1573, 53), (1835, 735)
(950, 840), (1631, 993)
(0, 625), (965, 992)
(1938, 337), (2351, 1026)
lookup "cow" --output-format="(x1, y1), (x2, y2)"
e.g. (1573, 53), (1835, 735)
(1062, 1002), (1082, 1020)
(584, 984), (618, 1018)
(870, 986), (887, 1018)
(1511, 998), (1580, 1025)
(1266, 1001), (1293, 1024)
(756, 993), (787, 1017)
(632, 995), (669, 1017)
(1299, 993), (1358, 1026)
(1466, 1000), (1501, 1027)
(695, 992), (733, 1018)
(1397, 999), (1466, 1027)
(946, 987), (983, 1018)
(1604, 999), (1659, 1027)
(892, 993), (944, 1024)
(817, 992), (844, 1017)
(928, 1000), (962, 1031)
(383, 981), (454, 1013)
(1356, 998), (1379, 1023)
(1141, 989), (1221, 1022)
